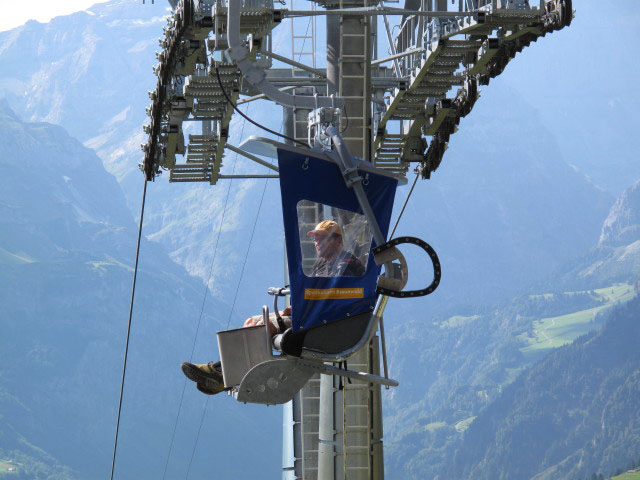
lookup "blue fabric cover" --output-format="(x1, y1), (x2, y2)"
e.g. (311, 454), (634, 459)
(278, 149), (397, 332)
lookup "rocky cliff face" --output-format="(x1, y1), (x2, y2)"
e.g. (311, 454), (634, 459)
(0, 0), (166, 180)
(599, 181), (640, 248)
(0, 0), (289, 319)
(555, 181), (640, 289)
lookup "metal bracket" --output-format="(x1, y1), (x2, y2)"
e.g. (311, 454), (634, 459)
(235, 356), (398, 405)
(235, 357), (314, 405)
(226, 0), (344, 109)
(373, 246), (408, 292)
(308, 107), (341, 150)
(373, 236), (441, 298)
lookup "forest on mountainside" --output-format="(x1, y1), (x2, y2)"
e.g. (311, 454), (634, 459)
(385, 281), (640, 479)
(445, 296), (640, 480)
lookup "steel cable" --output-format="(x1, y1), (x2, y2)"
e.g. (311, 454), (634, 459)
(185, 120), (281, 479)
(162, 110), (248, 480)
(160, 169), (238, 480)
(186, 174), (272, 477)
(214, 65), (307, 147)
(110, 177), (148, 480)
(390, 170), (419, 238)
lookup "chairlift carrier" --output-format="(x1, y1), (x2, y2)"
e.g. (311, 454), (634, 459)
(216, 136), (441, 405)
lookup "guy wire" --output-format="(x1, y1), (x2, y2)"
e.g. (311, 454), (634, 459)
(186, 119), (282, 478)
(162, 112), (247, 480)
(390, 170), (419, 238)
(183, 107), (254, 480)
(110, 177), (148, 480)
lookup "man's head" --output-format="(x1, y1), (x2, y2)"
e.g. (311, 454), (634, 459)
(308, 220), (344, 260)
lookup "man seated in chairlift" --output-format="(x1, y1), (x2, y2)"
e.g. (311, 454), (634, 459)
(307, 219), (365, 277)
(181, 219), (364, 395)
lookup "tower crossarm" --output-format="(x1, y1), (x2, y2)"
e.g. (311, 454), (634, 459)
(141, 0), (281, 184)
(372, 0), (572, 177)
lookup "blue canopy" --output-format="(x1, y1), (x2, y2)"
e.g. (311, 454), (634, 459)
(278, 149), (398, 332)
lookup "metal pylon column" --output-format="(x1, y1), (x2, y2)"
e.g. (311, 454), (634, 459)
(283, 5), (322, 464)
(332, 2), (381, 477)
(325, 338), (383, 480)
(290, 0), (317, 147)
(319, 1), (382, 478)
(283, 192), (324, 480)
(284, 1), (381, 476)
(336, 0), (372, 160)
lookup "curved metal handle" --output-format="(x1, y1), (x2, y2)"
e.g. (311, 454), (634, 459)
(262, 305), (272, 352)
(267, 287), (290, 296)
(373, 236), (441, 298)
(374, 245), (408, 292)
(267, 287), (289, 333)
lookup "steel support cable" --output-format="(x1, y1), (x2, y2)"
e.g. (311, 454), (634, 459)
(297, 15), (313, 64)
(224, 173), (273, 329)
(185, 395), (210, 480)
(182, 176), (238, 479)
(110, 178), (148, 480)
(377, 172), (419, 393)
(185, 122), (281, 479)
(214, 65), (308, 148)
(186, 171), (272, 478)
(160, 180), (236, 480)
(182, 108), (254, 480)
(390, 170), (419, 238)
(162, 112), (248, 480)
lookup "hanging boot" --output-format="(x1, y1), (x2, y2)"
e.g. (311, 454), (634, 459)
(181, 361), (229, 395)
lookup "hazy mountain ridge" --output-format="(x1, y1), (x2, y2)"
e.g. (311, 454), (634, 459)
(385, 182), (640, 479)
(550, 180), (640, 292)
(0, 0), (291, 318)
(0, 0), (618, 317)
(600, 181), (640, 248)
(389, 86), (614, 308)
(0, 106), (281, 479)
(0, 1), (168, 181)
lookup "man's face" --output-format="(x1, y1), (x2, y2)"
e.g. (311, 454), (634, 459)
(313, 233), (342, 259)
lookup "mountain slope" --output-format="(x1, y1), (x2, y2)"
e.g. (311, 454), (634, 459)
(448, 294), (640, 480)
(0, 3), (637, 479)
(502, 0), (640, 196)
(384, 283), (636, 479)
(0, 104), (281, 479)
(554, 180), (640, 291)
(386, 86), (613, 309)
(384, 181), (640, 479)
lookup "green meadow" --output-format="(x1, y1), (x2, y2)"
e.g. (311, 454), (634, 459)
(0, 460), (17, 474)
(610, 471), (640, 480)
(521, 283), (636, 354)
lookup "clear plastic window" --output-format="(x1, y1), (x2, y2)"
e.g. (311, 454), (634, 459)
(297, 200), (371, 277)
